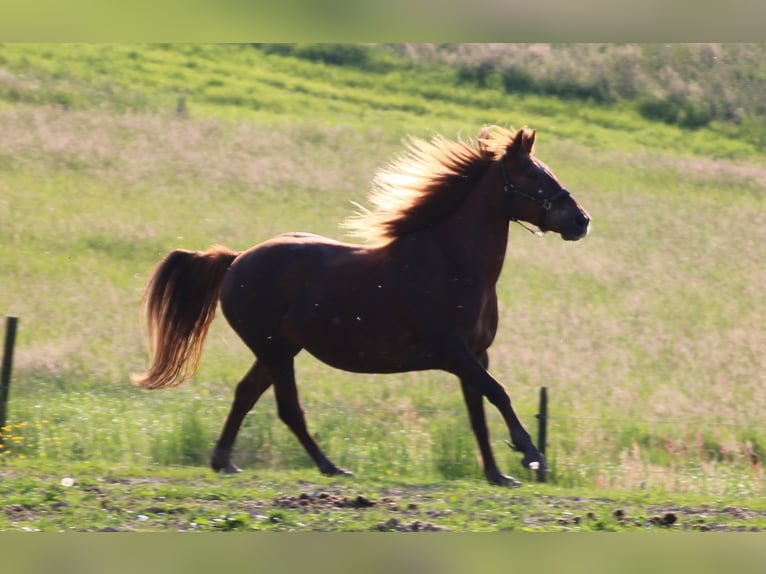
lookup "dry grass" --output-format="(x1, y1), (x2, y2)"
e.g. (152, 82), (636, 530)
(0, 105), (384, 194)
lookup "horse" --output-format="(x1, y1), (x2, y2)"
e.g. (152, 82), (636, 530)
(131, 125), (590, 486)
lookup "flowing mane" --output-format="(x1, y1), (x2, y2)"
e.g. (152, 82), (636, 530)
(344, 125), (525, 244)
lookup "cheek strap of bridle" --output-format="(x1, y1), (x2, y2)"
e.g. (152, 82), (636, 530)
(499, 156), (570, 236)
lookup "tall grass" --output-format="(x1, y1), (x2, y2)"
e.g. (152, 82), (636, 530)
(1, 44), (765, 495)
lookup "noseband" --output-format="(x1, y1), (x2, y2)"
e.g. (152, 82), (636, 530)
(499, 155), (570, 233)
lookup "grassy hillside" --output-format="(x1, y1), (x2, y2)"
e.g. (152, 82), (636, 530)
(1, 44), (765, 499)
(395, 44), (766, 132)
(1, 43), (763, 156)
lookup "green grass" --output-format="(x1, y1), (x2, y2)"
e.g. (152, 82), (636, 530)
(1, 459), (766, 532)
(1, 44), (762, 157)
(1, 44), (766, 526)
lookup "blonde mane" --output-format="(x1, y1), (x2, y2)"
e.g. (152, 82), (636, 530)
(343, 125), (524, 244)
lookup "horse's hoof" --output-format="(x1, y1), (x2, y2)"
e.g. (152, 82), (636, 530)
(522, 452), (549, 473)
(211, 462), (242, 474)
(505, 440), (549, 473)
(220, 463), (243, 474)
(321, 465), (353, 477)
(486, 469), (521, 487)
(210, 455), (242, 474)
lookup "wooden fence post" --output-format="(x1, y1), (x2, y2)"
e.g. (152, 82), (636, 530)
(536, 386), (548, 482)
(0, 316), (19, 433)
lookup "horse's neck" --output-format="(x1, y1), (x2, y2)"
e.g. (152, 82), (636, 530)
(432, 170), (510, 284)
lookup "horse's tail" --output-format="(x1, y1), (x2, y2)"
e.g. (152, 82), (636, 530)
(131, 245), (239, 390)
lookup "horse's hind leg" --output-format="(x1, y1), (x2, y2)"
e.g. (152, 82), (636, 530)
(211, 360), (273, 473)
(267, 358), (352, 477)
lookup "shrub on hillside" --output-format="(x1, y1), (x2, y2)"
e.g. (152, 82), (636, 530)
(254, 43), (399, 73)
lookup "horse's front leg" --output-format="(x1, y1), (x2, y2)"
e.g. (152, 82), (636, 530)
(460, 378), (521, 487)
(459, 352), (520, 487)
(443, 338), (547, 480)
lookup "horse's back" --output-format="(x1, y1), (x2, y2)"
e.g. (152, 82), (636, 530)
(219, 233), (378, 355)
(226, 232), (365, 281)
(221, 232), (352, 307)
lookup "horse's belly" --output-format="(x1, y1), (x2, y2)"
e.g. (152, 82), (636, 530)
(286, 314), (437, 374)
(304, 343), (437, 374)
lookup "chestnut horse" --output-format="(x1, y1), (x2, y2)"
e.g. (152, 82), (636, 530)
(131, 126), (590, 486)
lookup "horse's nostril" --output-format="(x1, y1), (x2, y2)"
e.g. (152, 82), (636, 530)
(576, 213), (590, 228)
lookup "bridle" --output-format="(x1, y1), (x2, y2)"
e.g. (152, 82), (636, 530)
(499, 154), (571, 235)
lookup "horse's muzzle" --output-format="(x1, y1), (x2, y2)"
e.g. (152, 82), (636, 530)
(561, 211), (590, 241)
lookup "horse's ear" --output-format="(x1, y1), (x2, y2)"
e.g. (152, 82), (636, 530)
(508, 127), (536, 157)
(522, 128), (536, 154)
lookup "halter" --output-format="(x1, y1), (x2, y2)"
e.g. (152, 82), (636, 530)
(499, 154), (570, 235)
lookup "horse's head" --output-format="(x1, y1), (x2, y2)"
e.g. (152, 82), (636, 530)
(499, 128), (590, 241)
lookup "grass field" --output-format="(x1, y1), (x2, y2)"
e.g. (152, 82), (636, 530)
(1, 44), (766, 530)
(2, 460), (766, 532)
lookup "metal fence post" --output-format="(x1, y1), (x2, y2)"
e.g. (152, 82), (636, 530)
(0, 316), (19, 433)
(536, 386), (548, 482)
